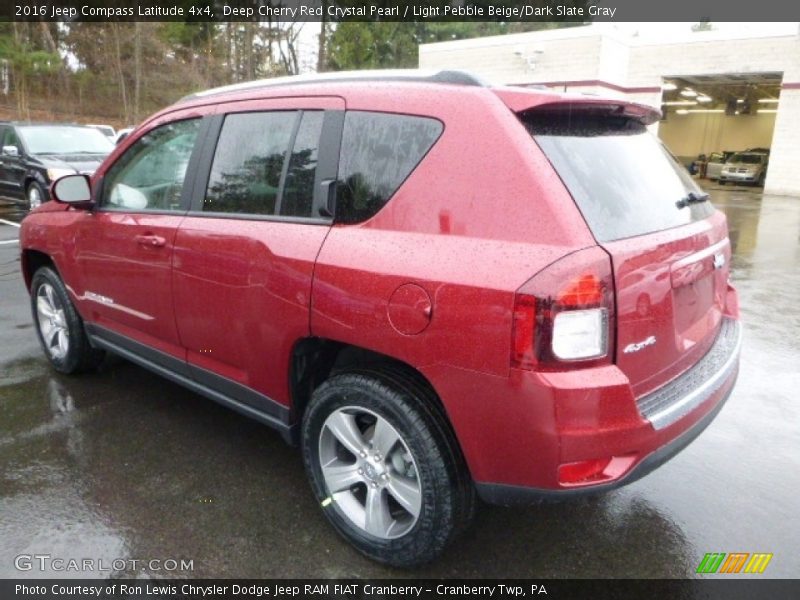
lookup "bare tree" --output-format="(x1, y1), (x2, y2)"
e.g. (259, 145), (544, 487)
(318, 1), (328, 71)
(112, 23), (129, 122)
(134, 22), (142, 123)
(279, 23), (303, 75)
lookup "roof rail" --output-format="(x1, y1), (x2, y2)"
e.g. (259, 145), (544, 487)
(178, 69), (488, 103)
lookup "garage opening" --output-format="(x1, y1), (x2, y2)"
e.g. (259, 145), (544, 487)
(658, 72), (782, 187)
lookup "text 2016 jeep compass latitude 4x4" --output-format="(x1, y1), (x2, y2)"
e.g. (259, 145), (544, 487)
(20, 70), (741, 567)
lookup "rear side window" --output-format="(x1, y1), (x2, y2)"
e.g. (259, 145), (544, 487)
(336, 111), (442, 224)
(525, 113), (714, 242)
(204, 111), (296, 215)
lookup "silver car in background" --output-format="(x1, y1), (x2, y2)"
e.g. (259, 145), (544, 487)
(719, 152), (768, 186)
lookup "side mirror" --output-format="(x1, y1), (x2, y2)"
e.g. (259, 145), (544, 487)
(2, 145), (19, 157)
(51, 174), (93, 207)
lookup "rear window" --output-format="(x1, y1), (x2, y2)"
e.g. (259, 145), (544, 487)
(525, 113), (714, 243)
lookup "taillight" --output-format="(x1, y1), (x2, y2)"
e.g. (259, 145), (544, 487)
(511, 247), (614, 370)
(551, 308), (608, 360)
(511, 295), (536, 369)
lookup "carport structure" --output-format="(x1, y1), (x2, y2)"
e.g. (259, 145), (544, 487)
(658, 72), (781, 171)
(419, 24), (800, 195)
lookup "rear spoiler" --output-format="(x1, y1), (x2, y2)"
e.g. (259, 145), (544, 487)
(494, 89), (661, 126)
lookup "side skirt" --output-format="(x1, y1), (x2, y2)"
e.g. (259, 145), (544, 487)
(85, 323), (297, 444)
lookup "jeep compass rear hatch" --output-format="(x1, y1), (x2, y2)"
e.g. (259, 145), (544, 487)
(522, 102), (731, 397)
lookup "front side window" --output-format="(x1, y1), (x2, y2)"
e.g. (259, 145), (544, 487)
(204, 112), (297, 215)
(336, 111), (443, 224)
(103, 119), (200, 212)
(1, 127), (20, 151)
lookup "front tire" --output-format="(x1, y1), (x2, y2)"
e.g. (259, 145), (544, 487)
(30, 267), (104, 373)
(301, 369), (474, 567)
(27, 181), (46, 210)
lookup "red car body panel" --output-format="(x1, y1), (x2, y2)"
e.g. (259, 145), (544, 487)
(608, 210), (732, 397)
(172, 217), (330, 406)
(428, 313), (738, 490)
(73, 211), (187, 359)
(19, 78), (741, 499)
(312, 83), (595, 382)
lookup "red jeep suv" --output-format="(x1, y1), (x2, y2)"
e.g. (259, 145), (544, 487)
(20, 70), (741, 567)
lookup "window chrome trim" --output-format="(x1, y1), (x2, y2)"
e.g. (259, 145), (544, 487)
(184, 210), (331, 225)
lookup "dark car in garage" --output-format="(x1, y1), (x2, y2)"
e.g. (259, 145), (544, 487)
(0, 122), (114, 210)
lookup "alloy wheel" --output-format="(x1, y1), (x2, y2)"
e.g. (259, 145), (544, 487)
(318, 406), (422, 539)
(36, 283), (70, 360)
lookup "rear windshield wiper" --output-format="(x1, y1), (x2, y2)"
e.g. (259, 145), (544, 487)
(676, 191), (710, 210)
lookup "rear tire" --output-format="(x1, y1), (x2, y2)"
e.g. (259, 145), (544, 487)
(301, 369), (474, 567)
(30, 267), (104, 374)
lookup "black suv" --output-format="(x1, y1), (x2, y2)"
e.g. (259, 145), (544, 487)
(0, 122), (114, 210)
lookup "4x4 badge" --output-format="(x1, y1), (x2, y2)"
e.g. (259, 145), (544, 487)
(623, 335), (657, 354)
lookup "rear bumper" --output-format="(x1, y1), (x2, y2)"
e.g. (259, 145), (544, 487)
(637, 317), (740, 430)
(476, 371), (736, 505)
(428, 318), (741, 504)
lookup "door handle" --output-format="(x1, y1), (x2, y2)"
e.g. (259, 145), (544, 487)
(135, 234), (166, 248)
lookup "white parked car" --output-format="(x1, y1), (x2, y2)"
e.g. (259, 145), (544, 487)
(705, 152), (733, 181)
(719, 152), (768, 186)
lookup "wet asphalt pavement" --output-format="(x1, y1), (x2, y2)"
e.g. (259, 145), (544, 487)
(1, 187), (799, 579)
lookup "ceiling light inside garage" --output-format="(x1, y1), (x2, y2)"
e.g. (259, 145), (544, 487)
(676, 109), (689, 115)
(662, 82), (678, 91)
(663, 100), (698, 106)
(680, 89), (698, 97)
(757, 109), (778, 113)
(686, 109), (725, 113)
(696, 95), (713, 103)
(758, 98), (779, 104)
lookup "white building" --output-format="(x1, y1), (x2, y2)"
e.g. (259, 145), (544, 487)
(420, 24), (800, 195)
